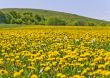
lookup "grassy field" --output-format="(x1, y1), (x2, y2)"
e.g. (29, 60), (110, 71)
(0, 25), (110, 78)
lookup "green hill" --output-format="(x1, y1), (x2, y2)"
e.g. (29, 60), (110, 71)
(0, 8), (109, 26)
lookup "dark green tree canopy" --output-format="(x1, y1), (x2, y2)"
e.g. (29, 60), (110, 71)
(46, 17), (66, 25)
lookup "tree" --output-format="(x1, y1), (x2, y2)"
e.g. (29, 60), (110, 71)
(73, 20), (87, 26)
(88, 22), (96, 26)
(46, 17), (66, 25)
(99, 22), (106, 26)
(15, 19), (23, 24)
(9, 11), (21, 19)
(37, 16), (45, 25)
(1, 12), (14, 24)
(35, 14), (42, 22)
(0, 11), (6, 23)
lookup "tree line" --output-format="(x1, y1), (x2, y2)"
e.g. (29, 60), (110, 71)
(0, 10), (108, 26)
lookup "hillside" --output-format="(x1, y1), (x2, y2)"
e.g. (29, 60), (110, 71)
(0, 8), (109, 26)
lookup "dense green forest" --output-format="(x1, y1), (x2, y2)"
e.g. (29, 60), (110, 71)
(0, 8), (109, 26)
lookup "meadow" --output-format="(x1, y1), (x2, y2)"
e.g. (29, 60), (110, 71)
(0, 25), (110, 78)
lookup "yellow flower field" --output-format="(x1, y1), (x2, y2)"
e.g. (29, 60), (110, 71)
(0, 26), (110, 78)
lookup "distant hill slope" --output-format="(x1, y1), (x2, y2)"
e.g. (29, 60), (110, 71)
(0, 8), (109, 26)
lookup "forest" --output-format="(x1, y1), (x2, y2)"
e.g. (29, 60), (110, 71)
(0, 9), (109, 26)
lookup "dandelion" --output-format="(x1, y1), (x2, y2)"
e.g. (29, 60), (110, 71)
(44, 66), (51, 72)
(0, 70), (8, 75)
(31, 74), (38, 78)
(91, 38), (96, 43)
(27, 66), (36, 70)
(0, 59), (3, 65)
(13, 72), (21, 78)
(61, 74), (67, 78)
(75, 39), (79, 42)
(64, 36), (68, 40)
(57, 73), (62, 77)
(39, 68), (43, 74)
(13, 69), (24, 77)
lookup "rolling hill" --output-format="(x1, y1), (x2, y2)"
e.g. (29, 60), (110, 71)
(0, 8), (109, 26)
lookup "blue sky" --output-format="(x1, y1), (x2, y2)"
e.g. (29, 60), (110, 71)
(0, 0), (109, 21)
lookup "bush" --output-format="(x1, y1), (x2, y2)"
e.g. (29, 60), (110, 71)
(46, 17), (66, 25)
(99, 22), (106, 26)
(73, 20), (87, 26)
(88, 22), (96, 26)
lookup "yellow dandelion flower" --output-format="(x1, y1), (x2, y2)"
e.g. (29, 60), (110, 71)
(0, 59), (3, 65)
(27, 66), (36, 70)
(44, 66), (51, 72)
(31, 74), (38, 78)
(13, 69), (24, 77)
(61, 74), (67, 78)
(57, 73), (62, 77)
(13, 72), (21, 78)
(0, 70), (8, 75)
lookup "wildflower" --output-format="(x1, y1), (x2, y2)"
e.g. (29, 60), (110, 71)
(27, 66), (36, 70)
(91, 38), (95, 43)
(75, 39), (79, 42)
(39, 68), (43, 74)
(71, 75), (85, 78)
(13, 72), (21, 77)
(57, 73), (62, 77)
(0, 59), (3, 65)
(19, 69), (24, 73)
(61, 74), (67, 78)
(13, 69), (24, 77)
(31, 74), (38, 78)
(64, 36), (68, 40)
(52, 61), (57, 66)
(44, 66), (51, 72)
(0, 70), (8, 75)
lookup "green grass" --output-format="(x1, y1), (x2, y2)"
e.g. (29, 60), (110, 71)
(1, 24), (110, 31)
(0, 24), (23, 28)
